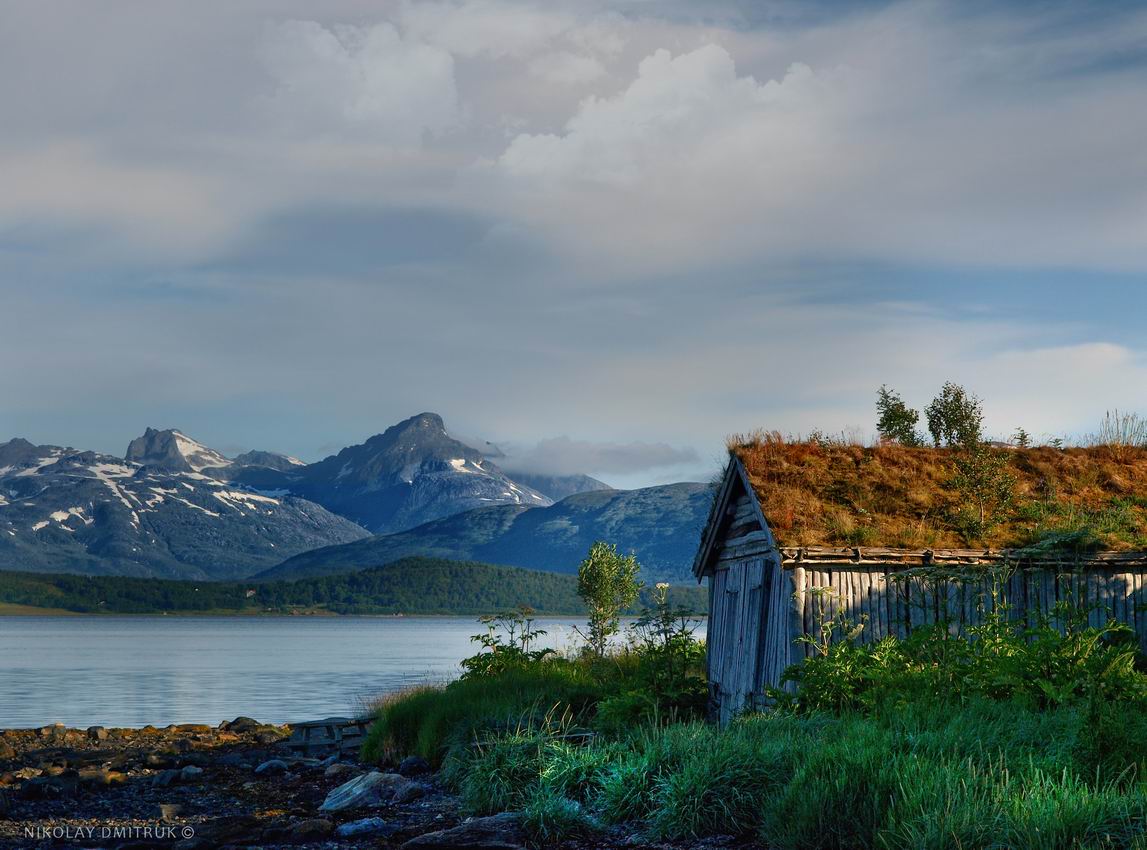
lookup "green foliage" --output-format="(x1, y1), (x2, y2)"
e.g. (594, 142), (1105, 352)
(576, 541), (642, 658)
(924, 381), (983, 448)
(782, 572), (1146, 715)
(460, 607), (555, 679)
(876, 385), (923, 446)
(366, 564), (1147, 847)
(951, 443), (1017, 538)
(522, 784), (597, 843)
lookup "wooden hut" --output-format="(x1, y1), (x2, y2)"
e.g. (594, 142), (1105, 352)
(694, 438), (1147, 724)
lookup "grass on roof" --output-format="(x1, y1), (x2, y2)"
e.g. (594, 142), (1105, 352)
(729, 433), (1147, 551)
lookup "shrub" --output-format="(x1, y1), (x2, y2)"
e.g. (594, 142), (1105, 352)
(876, 385), (923, 446)
(925, 381), (983, 448)
(577, 541), (642, 658)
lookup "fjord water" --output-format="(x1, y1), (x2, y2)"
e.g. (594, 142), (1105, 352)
(0, 616), (589, 728)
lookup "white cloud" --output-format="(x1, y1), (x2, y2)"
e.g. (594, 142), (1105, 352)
(397, 0), (575, 59)
(500, 46), (834, 184)
(0, 144), (241, 259)
(259, 19), (460, 146)
(528, 51), (606, 85)
(501, 436), (699, 476)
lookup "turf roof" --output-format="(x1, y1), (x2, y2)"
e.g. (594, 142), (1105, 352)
(729, 435), (1147, 552)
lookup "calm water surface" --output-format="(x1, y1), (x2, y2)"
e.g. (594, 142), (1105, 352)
(0, 616), (591, 728)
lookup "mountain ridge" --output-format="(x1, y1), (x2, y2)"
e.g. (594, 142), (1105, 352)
(257, 481), (712, 584)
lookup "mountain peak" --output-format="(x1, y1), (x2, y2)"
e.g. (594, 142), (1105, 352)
(392, 412), (446, 433)
(125, 427), (230, 473)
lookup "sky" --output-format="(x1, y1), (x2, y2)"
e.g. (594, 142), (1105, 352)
(2, 0), (1146, 489)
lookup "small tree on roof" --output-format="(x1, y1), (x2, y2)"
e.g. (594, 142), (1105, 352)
(876, 385), (923, 446)
(925, 382), (983, 448)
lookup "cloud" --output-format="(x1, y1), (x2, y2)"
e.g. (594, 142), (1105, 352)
(4, 1), (1147, 484)
(259, 19), (460, 145)
(484, 6), (1147, 275)
(0, 143), (240, 260)
(397, 0), (576, 59)
(500, 437), (701, 477)
(528, 51), (607, 84)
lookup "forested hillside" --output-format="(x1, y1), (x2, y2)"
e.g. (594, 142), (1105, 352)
(0, 557), (706, 616)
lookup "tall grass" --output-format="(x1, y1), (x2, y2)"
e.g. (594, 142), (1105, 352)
(1089, 409), (1147, 460)
(364, 601), (1147, 847)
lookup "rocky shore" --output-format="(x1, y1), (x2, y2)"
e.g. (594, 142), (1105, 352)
(0, 720), (525, 850)
(0, 720), (748, 850)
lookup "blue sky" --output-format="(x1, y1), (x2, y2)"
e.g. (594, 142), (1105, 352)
(2, 0), (1145, 488)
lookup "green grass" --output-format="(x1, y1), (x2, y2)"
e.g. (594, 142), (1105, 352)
(442, 703), (1147, 848)
(365, 602), (1147, 848)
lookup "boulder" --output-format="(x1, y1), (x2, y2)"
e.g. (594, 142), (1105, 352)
(289, 818), (333, 840)
(22, 774), (79, 800)
(77, 768), (126, 788)
(86, 726), (108, 741)
(393, 780), (426, 804)
(399, 755), (432, 777)
(0, 740), (15, 760)
(224, 717), (260, 734)
(180, 765), (204, 782)
(157, 803), (185, 821)
(324, 762), (360, 779)
(336, 817), (395, 839)
(144, 752), (173, 768)
(401, 813), (525, 850)
(318, 771), (414, 812)
(153, 769), (181, 788)
(254, 759), (288, 776)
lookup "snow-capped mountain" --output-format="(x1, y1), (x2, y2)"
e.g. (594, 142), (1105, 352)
(231, 412), (553, 534)
(0, 436), (368, 579)
(125, 427), (231, 473)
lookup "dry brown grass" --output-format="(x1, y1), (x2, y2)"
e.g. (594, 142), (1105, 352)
(730, 435), (1147, 550)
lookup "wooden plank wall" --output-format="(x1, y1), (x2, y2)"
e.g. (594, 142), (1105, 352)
(707, 557), (1147, 720)
(790, 564), (1147, 660)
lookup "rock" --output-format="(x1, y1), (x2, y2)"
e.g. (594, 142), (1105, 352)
(399, 755), (432, 777)
(401, 812), (525, 850)
(224, 716), (260, 734)
(324, 762), (360, 779)
(180, 751), (210, 767)
(153, 768), (181, 787)
(86, 725), (108, 741)
(336, 817), (395, 838)
(22, 774), (79, 800)
(180, 765), (204, 782)
(38, 723), (65, 740)
(289, 818), (334, 840)
(157, 803), (185, 820)
(319, 753), (339, 768)
(176, 723), (213, 735)
(318, 770), (411, 812)
(0, 740), (15, 760)
(254, 758), (288, 776)
(144, 751), (173, 768)
(393, 780), (426, 804)
(77, 767), (126, 788)
(255, 730), (284, 744)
